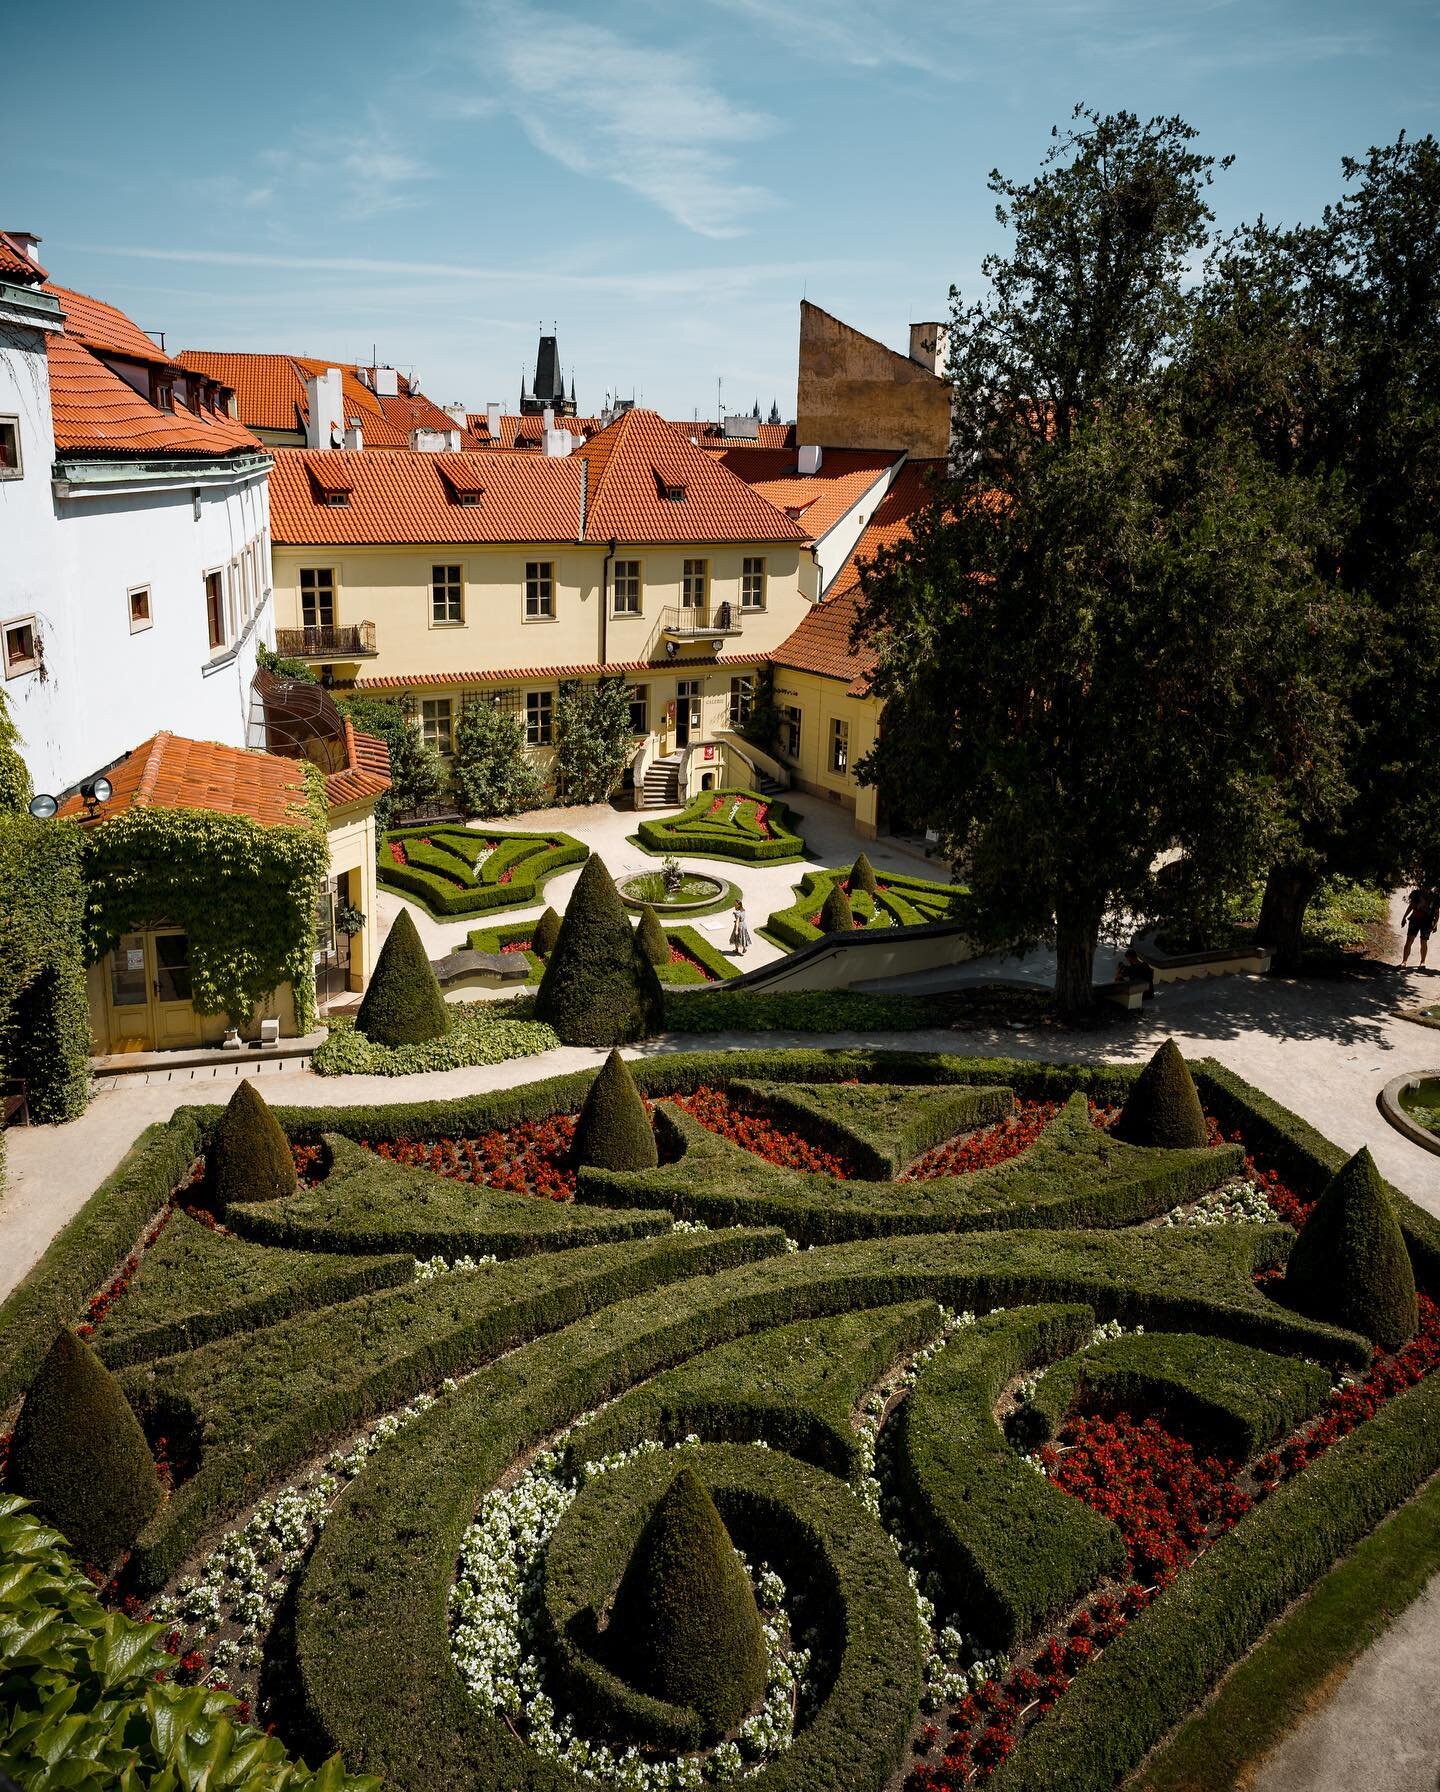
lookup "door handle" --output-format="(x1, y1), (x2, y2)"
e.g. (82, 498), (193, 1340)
(152, 980), (160, 997)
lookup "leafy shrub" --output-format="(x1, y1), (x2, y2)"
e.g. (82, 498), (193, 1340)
(850, 852), (878, 895)
(340, 694), (443, 840)
(452, 695), (546, 818)
(8, 1329), (162, 1565)
(313, 1005), (556, 1077)
(210, 1079), (296, 1213)
(552, 677), (636, 804)
(635, 788), (808, 864)
(572, 1049), (658, 1172)
(762, 866), (971, 952)
(609, 1464), (767, 1739)
(819, 882), (854, 934)
(535, 856), (664, 1045)
(1284, 1147), (1418, 1349)
(1114, 1039), (1208, 1148)
(356, 909), (449, 1047)
(532, 906), (562, 957)
(636, 903), (669, 966)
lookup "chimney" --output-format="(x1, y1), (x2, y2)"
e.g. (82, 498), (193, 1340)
(371, 365), (400, 397)
(908, 322), (949, 378)
(542, 404), (555, 432)
(304, 368), (346, 450)
(723, 413), (760, 442)
(542, 422), (572, 458)
(4, 230), (43, 264)
(344, 420), (363, 452)
(409, 427), (463, 453)
(797, 443), (823, 476)
(486, 401), (502, 440)
(444, 402), (468, 428)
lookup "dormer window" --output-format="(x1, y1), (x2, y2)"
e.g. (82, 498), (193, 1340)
(153, 380), (174, 413)
(320, 491), (350, 509)
(455, 492), (482, 508)
(654, 464), (688, 502)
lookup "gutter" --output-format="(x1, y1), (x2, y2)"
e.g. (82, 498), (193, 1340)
(600, 534), (617, 669)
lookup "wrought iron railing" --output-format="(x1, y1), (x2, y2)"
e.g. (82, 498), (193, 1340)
(274, 621), (378, 658)
(657, 602), (742, 638)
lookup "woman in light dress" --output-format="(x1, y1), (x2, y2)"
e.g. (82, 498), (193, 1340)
(729, 899), (752, 956)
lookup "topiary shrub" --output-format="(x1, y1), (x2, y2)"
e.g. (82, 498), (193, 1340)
(850, 852), (878, 896)
(1113, 1039), (1207, 1149)
(573, 1049), (658, 1172)
(819, 882), (855, 934)
(210, 1079), (295, 1214)
(607, 1464), (767, 1740)
(535, 857), (664, 1046)
(8, 1330), (162, 1565)
(1284, 1147), (1418, 1350)
(356, 909), (449, 1047)
(636, 904), (669, 968)
(532, 906), (562, 958)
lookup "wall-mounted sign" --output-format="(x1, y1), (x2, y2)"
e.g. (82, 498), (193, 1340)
(703, 744), (716, 761)
(126, 948), (145, 971)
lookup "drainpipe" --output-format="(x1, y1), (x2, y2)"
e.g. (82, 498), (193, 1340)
(600, 534), (617, 669)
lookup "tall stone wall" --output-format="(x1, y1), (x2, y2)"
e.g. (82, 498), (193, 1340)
(795, 302), (950, 456)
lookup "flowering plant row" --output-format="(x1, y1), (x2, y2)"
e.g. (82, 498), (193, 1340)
(368, 1119), (581, 1201)
(671, 1087), (854, 1178)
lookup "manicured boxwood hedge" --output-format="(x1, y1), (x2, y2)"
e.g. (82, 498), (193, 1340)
(732, 1079), (1014, 1179)
(635, 788), (807, 864)
(466, 919), (737, 988)
(894, 1304), (1128, 1647)
(379, 826), (587, 918)
(987, 1364), (1440, 1792)
(540, 1443), (922, 1775)
(764, 865), (972, 951)
(1027, 1329), (1334, 1459)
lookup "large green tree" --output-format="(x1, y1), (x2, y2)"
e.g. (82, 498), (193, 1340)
(1195, 136), (1440, 965)
(552, 678), (636, 805)
(452, 696), (546, 818)
(339, 694), (444, 838)
(858, 109), (1337, 1015)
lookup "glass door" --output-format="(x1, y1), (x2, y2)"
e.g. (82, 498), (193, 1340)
(151, 931), (201, 1047)
(675, 679), (702, 747)
(108, 932), (152, 1050)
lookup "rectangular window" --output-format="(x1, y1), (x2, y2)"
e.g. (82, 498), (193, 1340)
(204, 571), (225, 650)
(242, 549), (254, 621)
(682, 559), (708, 610)
(431, 563), (463, 625)
(3, 615), (38, 678)
(830, 716), (850, 774)
(628, 684), (648, 734)
(128, 586), (152, 633)
(526, 690), (554, 746)
(153, 933), (192, 1003)
(525, 561), (554, 619)
(729, 675), (753, 728)
(226, 563), (239, 641)
(0, 417), (20, 479)
(780, 703), (802, 762)
(299, 567), (335, 630)
(420, 698), (454, 755)
(613, 559), (642, 615)
(741, 556), (767, 609)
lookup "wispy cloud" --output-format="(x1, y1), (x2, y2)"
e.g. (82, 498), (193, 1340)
(465, 1), (779, 237)
(703, 0), (953, 74)
(193, 118), (433, 223)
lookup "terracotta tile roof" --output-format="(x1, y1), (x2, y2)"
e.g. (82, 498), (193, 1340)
(772, 459), (945, 694)
(324, 722), (392, 808)
(46, 330), (263, 458)
(176, 351), (414, 447)
(679, 421), (796, 450)
(463, 413), (602, 450)
(45, 283), (172, 365)
(0, 232), (47, 284)
(376, 389), (468, 440)
(575, 409), (807, 546)
(354, 653), (760, 691)
(705, 446), (897, 544)
(268, 447), (583, 544)
(59, 733), (312, 826)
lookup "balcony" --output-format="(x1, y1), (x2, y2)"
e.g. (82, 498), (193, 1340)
(273, 622), (378, 660)
(657, 602), (742, 643)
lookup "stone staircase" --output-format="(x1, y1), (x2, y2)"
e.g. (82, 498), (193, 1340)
(756, 772), (784, 797)
(641, 752), (682, 807)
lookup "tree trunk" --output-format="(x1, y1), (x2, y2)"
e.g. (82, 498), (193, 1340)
(1054, 906), (1100, 1020)
(1256, 862), (1320, 974)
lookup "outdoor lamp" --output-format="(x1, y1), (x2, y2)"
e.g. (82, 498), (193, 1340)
(82, 776), (113, 806)
(27, 793), (58, 819)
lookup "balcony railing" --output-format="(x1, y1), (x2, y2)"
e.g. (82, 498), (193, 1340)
(658, 602), (742, 640)
(274, 622), (378, 660)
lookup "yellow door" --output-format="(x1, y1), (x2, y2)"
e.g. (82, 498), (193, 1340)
(106, 932), (153, 1051)
(150, 930), (202, 1047)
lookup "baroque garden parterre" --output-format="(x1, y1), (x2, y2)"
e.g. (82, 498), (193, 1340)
(3, 1042), (1439, 1792)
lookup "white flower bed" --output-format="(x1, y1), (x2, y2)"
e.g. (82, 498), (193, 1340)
(1159, 1178), (1278, 1228)
(449, 1434), (808, 1791)
(414, 1252), (498, 1280)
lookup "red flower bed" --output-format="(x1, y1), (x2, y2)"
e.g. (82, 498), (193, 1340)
(368, 1117), (579, 1200)
(667, 940), (717, 983)
(754, 803), (771, 838)
(1204, 1115), (1313, 1228)
(500, 939), (532, 955)
(671, 1086), (852, 1176)
(902, 1101), (1062, 1180)
(74, 1207), (174, 1339)
(388, 841), (408, 866)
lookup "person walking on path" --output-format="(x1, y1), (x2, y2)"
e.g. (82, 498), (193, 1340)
(1402, 883), (1438, 968)
(729, 899), (752, 957)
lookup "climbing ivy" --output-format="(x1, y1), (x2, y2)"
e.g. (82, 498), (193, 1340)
(81, 767), (330, 1031)
(0, 812), (90, 1135)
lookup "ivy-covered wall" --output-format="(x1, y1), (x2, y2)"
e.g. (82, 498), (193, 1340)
(81, 766), (331, 1032)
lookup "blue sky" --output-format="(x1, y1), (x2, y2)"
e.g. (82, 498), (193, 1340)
(7, 0), (1436, 419)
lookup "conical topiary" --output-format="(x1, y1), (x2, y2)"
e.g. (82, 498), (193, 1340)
(1112, 1039), (1207, 1149)
(9, 1330), (163, 1565)
(608, 1466), (766, 1740)
(356, 908), (449, 1046)
(210, 1079), (295, 1213)
(850, 852), (878, 896)
(532, 906), (562, 958)
(819, 881), (854, 934)
(636, 904), (670, 968)
(535, 856), (664, 1046)
(1284, 1147), (1418, 1350)
(572, 1048), (659, 1171)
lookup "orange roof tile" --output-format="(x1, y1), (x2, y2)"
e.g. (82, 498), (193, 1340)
(46, 331), (262, 458)
(268, 447), (583, 544)
(0, 231), (47, 284)
(177, 351), (415, 447)
(324, 723), (392, 808)
(575, 410), (806, 546)
(354, 653), (759, 691)
(47, 283), (173, 365)
(822, 459), (944, 596)
(678, 421), (796, 450)
(59, 733), (312, 826)
(706, 446), (897, 546)
(376, 389), (467, 439)
(463, 413), (602, 450)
